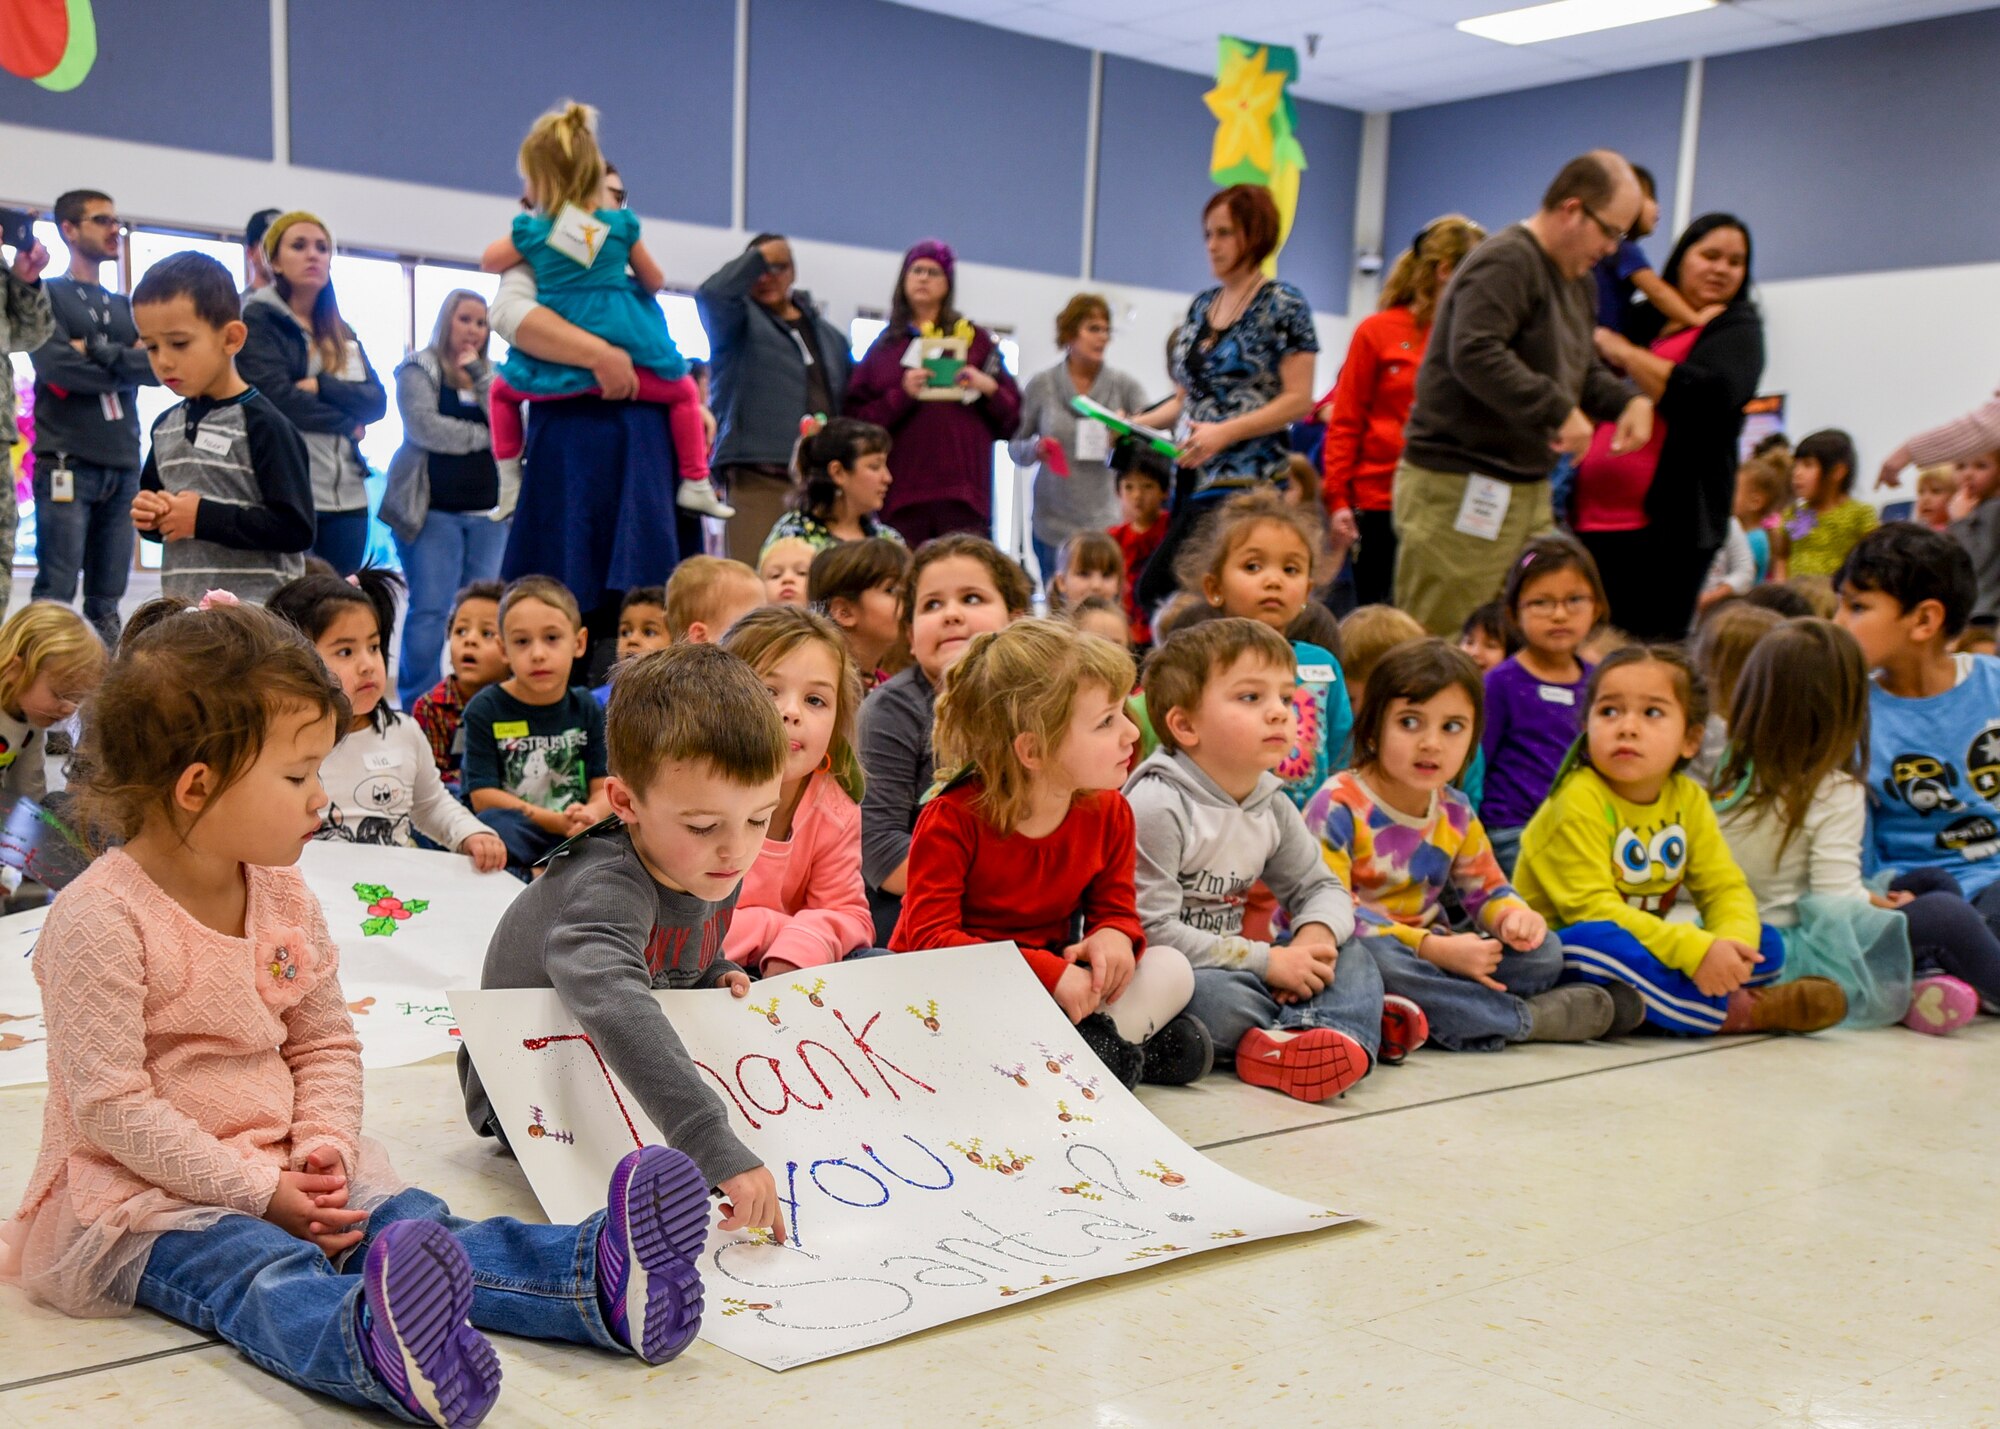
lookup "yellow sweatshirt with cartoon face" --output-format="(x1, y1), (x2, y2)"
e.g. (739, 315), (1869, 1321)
(1514, 766), (1761, 976)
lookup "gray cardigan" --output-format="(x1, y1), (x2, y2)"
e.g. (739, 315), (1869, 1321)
(696, 246), (851, 468)
(1009, 360), (1148, 548)
(380, 348), (496, 543)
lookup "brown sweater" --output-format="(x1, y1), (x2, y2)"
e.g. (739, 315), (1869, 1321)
(1402, 223), (1635, 485)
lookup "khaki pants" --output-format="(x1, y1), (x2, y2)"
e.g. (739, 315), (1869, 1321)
(719, 464), (797, 566)
(1391, 460), (1554, 636)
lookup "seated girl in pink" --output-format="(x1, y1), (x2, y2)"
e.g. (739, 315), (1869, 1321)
(722, 607), (875, 973)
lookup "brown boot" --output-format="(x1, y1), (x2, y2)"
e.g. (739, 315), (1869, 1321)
(1727, 978), (1848, 1034)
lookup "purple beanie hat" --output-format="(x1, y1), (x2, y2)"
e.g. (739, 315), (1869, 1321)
(902, 238), (955, 282)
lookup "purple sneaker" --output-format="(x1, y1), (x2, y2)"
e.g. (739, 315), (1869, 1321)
(597, 1145), (711, 1364)
(356, 1220), (501, 1428)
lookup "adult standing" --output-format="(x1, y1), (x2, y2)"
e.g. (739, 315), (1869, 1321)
(845, 240), (1020, 545)
(1578, 214), (1765, 640)
(1132, 185), (1319, 613)
(1009, 293), (1146, 586)
(0, 231), (52, 625)
(697, 233), (851, 566)
(383, 290), (508, 709)
(1320, 215), (1484, 607)
(240, 211), (385, 576)
(243, 208), (280, 293)
(1393, 151), (1654, 635)
(28, 189), (157, 647)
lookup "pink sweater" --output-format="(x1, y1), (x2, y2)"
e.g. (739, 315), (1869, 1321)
(724, 773), (873, 971)
(2, 851), (395, 1316)
(1909, 387), (2000, 467)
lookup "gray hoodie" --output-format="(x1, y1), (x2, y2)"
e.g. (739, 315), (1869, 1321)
(1123, 749), (1354, 978)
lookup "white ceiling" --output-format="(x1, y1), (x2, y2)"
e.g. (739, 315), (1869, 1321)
(884, 0), (2000, 109)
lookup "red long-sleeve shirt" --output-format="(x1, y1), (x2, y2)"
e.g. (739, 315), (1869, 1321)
(1109, 518), (1166, 645)
(1320, 304), (1427, 515)
(888, 779), (1147, 990)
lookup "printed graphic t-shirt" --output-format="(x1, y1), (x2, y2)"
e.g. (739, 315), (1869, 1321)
(1865, 653), (2000, 896)
(460, 684), (607, 811)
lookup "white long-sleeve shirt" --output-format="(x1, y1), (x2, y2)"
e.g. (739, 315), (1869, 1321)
(317, 715), (486, 853)
(1715, 770), (1869, 928)
(1700, 519), (1757, 609)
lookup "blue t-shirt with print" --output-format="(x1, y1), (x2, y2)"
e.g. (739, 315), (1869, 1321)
(1863, 654), (2000, 895)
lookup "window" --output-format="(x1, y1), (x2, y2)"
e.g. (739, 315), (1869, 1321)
(658, 293), (708, 364)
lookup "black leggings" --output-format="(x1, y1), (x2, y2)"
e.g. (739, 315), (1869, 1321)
(1893, 867), (2000, 1004)
(1575, 528), (1718, 643)
(1350, 508), (1397, 608)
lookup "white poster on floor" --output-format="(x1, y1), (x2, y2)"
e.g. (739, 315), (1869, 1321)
(0, 843), (518, 1087)
(451, 945), (1352, 1372)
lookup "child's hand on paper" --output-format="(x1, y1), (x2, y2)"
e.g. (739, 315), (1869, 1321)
(717, 1166), (787, 1244)
(718, 969), (751, 997)
(1050, 962), (1102, 1024)
(462, 832), (508, 873)
(1491, 904), (1548, 952)
(1065, 927), (1135, 1004)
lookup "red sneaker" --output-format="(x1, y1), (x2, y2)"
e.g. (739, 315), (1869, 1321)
(1378, 995), (1430, 1064)
(1233, 1026), (1370, 1102)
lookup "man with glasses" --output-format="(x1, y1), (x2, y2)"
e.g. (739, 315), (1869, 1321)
(28, 189), (155, 646)
(1392, 151), (1654, 636)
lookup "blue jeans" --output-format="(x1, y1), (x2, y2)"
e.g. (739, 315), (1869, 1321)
(1485, 825), (1524, 878)
(480, 805), (563, 876)
(1032, 534), (1060, 600)
(394, 511), (510, 709)
(135, 1186), (616, 1420)
(1360, 929), (1563, 1051)
(1189, 942), (1384, 1061)
(30, 459), (138, 648)
(1558, 920), (1784, 1035)
(313, 508), (370, 577)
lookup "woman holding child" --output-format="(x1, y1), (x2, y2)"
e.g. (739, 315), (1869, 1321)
(1574, 213), (1765, 641)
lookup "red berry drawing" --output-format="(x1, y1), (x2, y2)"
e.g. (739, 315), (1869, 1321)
(353, 883), (429, 938)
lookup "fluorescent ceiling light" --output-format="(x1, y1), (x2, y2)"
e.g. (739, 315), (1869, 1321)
(1458, 0), (1717, 45)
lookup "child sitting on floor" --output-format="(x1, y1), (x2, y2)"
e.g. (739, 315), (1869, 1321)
(809, 536), (910, 689)
(665, 556), (764, 645)
(412, 579), (506, 785)
(1126, 618), (1387, 1102)
(592, 585), (669, 705)
(890, 618), (1206, 1089)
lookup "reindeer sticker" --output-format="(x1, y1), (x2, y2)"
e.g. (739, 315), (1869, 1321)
(790, 978), (827, 1009)
(1054, 1099), (1094, 1125)
(525, 1106), (574, 1144)
(1064, 1072), (1100, 1102)
(946, 1138), (1031, 1174)
(748, 995), (784, 1029)
(1033, 1041), (1073, 1074)
(1055, 1181), (1102, 1201)
(906, 999), (941, 1034)
(1138, 1159), (1187, 1188)
(992, 1061), (1030, 1087)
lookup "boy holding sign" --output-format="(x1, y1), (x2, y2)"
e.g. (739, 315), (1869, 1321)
(459, 643), (791, 1241)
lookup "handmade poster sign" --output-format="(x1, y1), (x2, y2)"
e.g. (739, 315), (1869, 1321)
(0, 842), (519, 1087)
(452, 945), (1351, 1371)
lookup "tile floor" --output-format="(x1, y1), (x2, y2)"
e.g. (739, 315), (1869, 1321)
(5, 1020), (1998, 1426)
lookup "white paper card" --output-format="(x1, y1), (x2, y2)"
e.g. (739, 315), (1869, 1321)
(1073, 418), (1109, 464)
(452, 946), (1351, 1372)
(545, 203), (610, 269)
(1452, 474), (1511, 542)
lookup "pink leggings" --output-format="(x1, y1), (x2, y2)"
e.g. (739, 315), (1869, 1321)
(488, 371), (709, 482)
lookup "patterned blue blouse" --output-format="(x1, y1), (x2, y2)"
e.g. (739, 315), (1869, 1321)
(1169, 279), (1319, 499)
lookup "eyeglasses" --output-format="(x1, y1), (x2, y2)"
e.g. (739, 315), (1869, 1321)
(1520, 594), (1596, 617)
(605, 185), (628, 209)
(80, 214), (121, 228)
(1580, 204), (1629, 244)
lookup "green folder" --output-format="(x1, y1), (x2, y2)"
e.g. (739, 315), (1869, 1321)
(1069, 394), (1181, 460)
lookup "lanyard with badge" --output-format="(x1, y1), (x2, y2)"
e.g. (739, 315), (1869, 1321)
(75, 283), (127, 426)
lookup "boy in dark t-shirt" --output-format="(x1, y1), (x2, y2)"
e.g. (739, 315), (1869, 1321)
(462, 575), (612, 872)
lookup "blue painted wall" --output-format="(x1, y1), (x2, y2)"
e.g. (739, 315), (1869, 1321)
(0, 0), (273, 159)
(1696, 9), (2000, 281)
(746, 0), (1091, 278)
(1094, 55), (1361, 315)
(1384, 65), (1686, 270)
(287, 0), (735, 227)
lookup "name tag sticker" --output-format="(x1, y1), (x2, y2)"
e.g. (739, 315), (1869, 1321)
(192, 427), (233, 456)
(458, 387), (480, 404)
(363, 751), (399, 771)
(1538, 685), (1576, 706)
(493, 721), (530, 739)
(546, 203), (609, 268)
(1453, 474), (1511, 542)
(1297, 664), (1336, 683)
(1073, 419), (1109, 464)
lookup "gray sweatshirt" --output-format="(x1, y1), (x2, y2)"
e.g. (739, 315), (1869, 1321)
(1008, 361), (1148, 548)
(1123, 749), (1354, 977)
(457, 822), (757, 1187)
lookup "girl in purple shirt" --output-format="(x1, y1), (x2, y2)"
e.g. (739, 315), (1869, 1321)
(1480, 537), (1608, 872)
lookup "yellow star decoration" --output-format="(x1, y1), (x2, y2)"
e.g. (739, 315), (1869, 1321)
(1204, 46), (1286, 176)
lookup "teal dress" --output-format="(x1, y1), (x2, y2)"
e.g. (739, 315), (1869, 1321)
(497, 208), (686, 397)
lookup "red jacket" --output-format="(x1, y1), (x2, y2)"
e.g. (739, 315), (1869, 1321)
(1319, 305), (1427, 515)
(1109, 519), (1166, 645)
(889, 779), (1146, 991)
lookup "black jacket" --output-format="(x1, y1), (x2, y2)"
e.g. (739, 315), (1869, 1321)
(1632, 299), (1766, 552)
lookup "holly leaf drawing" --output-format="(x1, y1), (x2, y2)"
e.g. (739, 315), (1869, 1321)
(353, 882), (393, 903)
(402, 899), (430, 915)
(361, 915), (399, 937)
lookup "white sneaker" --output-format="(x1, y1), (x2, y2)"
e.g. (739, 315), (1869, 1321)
(490, 455), (522, 522)
(675, 478), (734, 519)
